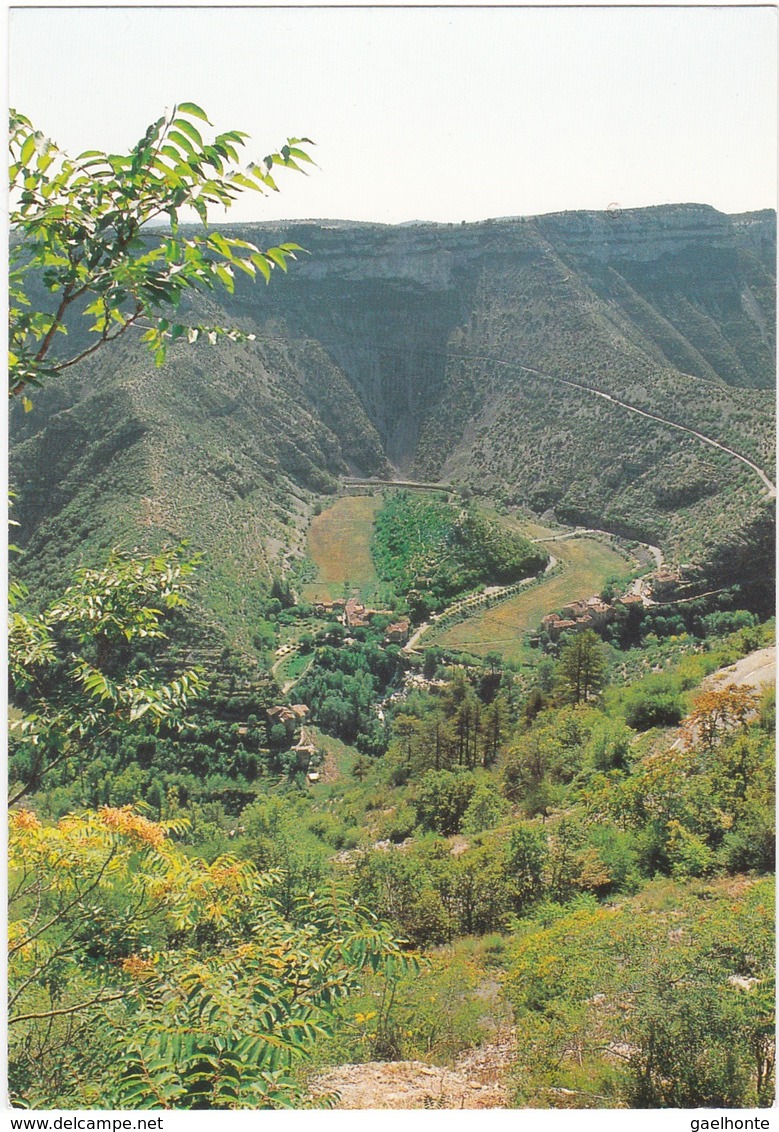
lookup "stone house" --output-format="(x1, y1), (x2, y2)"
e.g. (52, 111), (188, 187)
(385, 619), (410, 644)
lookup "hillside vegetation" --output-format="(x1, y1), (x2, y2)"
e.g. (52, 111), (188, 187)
(10, 109), (775, 1113)
(12, 573), (775, 1106)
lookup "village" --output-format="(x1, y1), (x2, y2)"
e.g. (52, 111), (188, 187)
(539, 564), (690, 640)
(265, 598), (413, 781)
(312, 596), (411, 644)
(263, 559), (695, 783)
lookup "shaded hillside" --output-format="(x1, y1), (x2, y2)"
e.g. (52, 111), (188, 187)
(11, 204), (776, 650)
(10, 330), (390, 653)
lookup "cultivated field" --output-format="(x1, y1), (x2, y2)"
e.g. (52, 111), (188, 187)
(428, 537), (632, 663)
(302, 494), (382, 603)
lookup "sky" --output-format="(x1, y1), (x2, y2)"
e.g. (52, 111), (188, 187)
(8, 5), (778, 225)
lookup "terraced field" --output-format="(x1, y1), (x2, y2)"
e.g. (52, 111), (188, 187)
(302, 494), (382, 603)
(427, 537), (633, 664)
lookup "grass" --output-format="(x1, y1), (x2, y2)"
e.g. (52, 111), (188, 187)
(428, 537), (632, 663)
(480, 506), (566, 542)
(275, 652), (313, 685)
(309, 728), (361, 786)
(301, 495), (382, 603)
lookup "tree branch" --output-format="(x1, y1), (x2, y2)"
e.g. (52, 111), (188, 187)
(8, 846), (117, 958)
(10, 987), (132, 1026)
(33, 282), (75, 363)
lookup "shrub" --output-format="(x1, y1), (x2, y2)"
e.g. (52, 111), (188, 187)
(462, 783), (509, 834)
(624, 684), (685, 730)
(379, 805), (417, 844)
(413, 770), (478, 836)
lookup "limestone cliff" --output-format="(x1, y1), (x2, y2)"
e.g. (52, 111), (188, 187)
(11, 204), (776, 633)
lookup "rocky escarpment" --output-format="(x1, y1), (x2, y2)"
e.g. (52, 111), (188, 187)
(11, 204), (776, 634)
(206, 206), (773, 473)
(202, 205), (775, 588)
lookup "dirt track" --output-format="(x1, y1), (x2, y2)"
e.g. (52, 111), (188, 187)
(309, 1033), (514, 1109)
(671, 645), (775, 751)
(702, 646), (776, 693)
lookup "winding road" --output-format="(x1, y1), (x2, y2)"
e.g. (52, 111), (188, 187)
(332, 353), (775, 655)
(337, 352), (775, 502)
(553, 374), (777, 500)
(404, 555), (559, 653)
(530, 528), (663, 569)
(455, 353), (776, 501)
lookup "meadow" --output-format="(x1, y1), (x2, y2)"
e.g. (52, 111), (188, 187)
(302, 494), (382, 603)
(427, 536), (632, 662)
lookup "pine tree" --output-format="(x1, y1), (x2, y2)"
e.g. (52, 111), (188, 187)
(556, 629), (608, 704)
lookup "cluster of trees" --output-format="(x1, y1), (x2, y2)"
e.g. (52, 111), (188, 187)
(9, 546), (206, 807)
(387, 669), (508, 784)
(294, 631), (403, 753)
(9, 559), (315, 818)
(363, 639), (774, 944)
(595, 589), (762, 652)
(371, 492), (546, 618)
(354, 824), (542, 943)
(321, 657), (775, 1106)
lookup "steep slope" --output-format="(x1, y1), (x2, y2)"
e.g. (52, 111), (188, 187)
(11, 328), (389, 653)
(11, 203), (776, 651)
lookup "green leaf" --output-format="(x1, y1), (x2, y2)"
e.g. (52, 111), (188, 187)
(233, 258), (257, 279)
(265, 248), (289, 272)
(177, 102), (212, 124)
(230, 172), (264, 193)
(214, 264), (235, 292)
(20, 136), (36, 166)
(168, 130), (198, 160)
(171, 118), (204, 150)
(250, 254), (272, 283)
(286, 146), (315, 164)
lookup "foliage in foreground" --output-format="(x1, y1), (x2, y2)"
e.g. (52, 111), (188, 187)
(9, 547), (205, 806)
(8, 807), (415, 1109)
(507, 879), (775, 1108)
(9, 104), (311, 400)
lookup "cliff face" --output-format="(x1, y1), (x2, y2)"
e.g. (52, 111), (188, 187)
(222, 205), (774, 464)
(537, 203), (738, 262)
(11, 204), (777, 636)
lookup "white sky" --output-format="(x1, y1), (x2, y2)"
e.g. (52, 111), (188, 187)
(8, 5), (778, 224)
